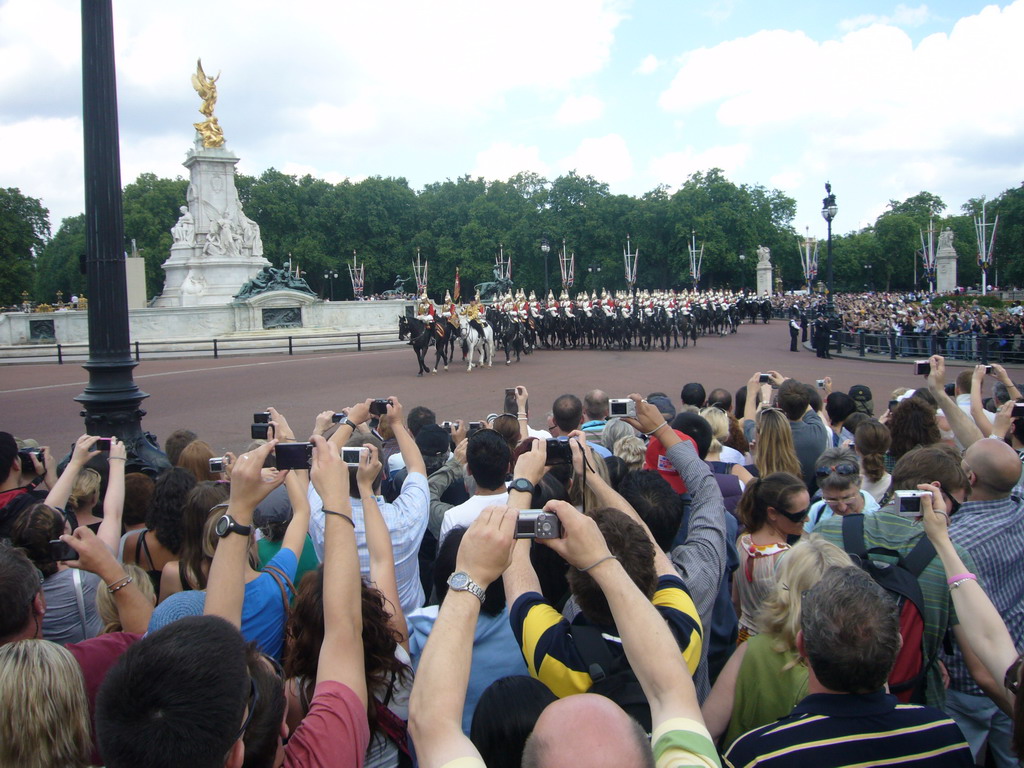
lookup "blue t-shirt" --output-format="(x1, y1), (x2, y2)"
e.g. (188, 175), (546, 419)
(242, 547), (298, 659)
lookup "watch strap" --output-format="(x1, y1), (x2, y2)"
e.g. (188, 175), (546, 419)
(510, 478), (535, 494)
(448, 571), (486, 603)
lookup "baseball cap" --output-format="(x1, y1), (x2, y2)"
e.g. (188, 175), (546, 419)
(147, 590), (206, 633)
(643, 429), (698, 494)
(646, 396), (677, 421)
(253, 485), (292, 529)
(416, 424), (450, 458)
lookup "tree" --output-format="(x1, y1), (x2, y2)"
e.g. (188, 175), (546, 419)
(121, 173), (189, 298)
(0, 187), (50, 305)
(34, 214), (87, 302)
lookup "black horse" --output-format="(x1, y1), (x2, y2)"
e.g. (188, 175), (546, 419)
(398, 316), (449, 376)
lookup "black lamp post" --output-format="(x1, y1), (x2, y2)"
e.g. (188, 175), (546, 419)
(540, 237), (551, 298)
(586, 264), (602, 291)
(821, 182), (838, 320)
(324, 270), (338, 301)
(75, 0), (168, 474)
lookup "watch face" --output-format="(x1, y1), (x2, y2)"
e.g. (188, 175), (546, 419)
(449, 572), (469, 590)
(215, 514), (230, 537)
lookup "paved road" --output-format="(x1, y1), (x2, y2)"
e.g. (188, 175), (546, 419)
(2, 322), (1016, 457)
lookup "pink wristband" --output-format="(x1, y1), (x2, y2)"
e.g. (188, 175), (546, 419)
(946, 572), (975, 586)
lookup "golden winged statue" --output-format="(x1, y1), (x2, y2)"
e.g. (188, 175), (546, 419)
(191, 59), (225, 148)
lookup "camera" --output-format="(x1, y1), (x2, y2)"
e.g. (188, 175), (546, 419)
(914, 360), (931, 376)
(816, 379), (826, 389)
(545, 438), (572, 466)
(209, 456), (227, 473)
(251, 423), (272, 440)
(49, 539), (79, 562)
(331, 412), (346, 423)
(895, 490), (928, 517)
(467, 421), (484, 437)
(94, 437), (111, 451)
(505, 387), (517, 399)
(18, 448), (43, 469)
(758, 373), (771, 384)
(985, 365), (994, 375)
(275, 442), (314, 471)
(341, 446), (368, 466)
(513, 510), (564, 540)
(888, 399), (899, 412)
(368, 399), (392, 416)
(253, 411), (271, 424)
(1012, 403), (1024, 419)
(608, 398), (636, 418)
(441, 421), (455, 430)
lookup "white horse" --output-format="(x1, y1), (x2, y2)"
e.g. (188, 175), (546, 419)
(460, 316), (494, 372)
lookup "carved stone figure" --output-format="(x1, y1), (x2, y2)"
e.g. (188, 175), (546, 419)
(171, 206), (195, 246)
(938, 227), (954, 251)
(756, 245), (771, 266)
(234, 267), (316, 300)
(191, 59), (225, 148)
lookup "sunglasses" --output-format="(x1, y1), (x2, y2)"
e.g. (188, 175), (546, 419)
(232, 676), (260, 745)
(776, 506), (810, 523)
(815, 463), (859, 478)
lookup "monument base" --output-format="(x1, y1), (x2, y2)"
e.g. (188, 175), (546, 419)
(756, 264), (773, 296)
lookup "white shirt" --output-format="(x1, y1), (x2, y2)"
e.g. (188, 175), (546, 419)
(720, 445), (745, 465)
(439, 491), (509, 543)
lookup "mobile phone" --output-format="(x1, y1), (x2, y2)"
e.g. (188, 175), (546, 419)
(253, 411), (271, 424)
(209, 457), (226, 473)
(251, 423), (273, 440)
(49, 539), (79, 561)
(608, 398), (636, 418)
(758, 373), (771, 384)
(275, 442), (314, 471)
(895, 490), (928, 518)
(94, 437), (111, 451)
(513, 510), (563, 540)
(341, 446), (367, 466)
(545, 438), (572, 466)
(369, 399), (391, 416)
(467, 421), (484, 437)
(888, 400), (899, 412)
(914, 360), (930, 376)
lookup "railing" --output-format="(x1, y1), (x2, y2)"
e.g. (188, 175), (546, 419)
(1, 329), (402, 365)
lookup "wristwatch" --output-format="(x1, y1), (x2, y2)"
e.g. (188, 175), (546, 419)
(215, 514), (253, 538)
(509, 477), (535, 495)
(337, 417), (357, 431)
(447, 571), (486, 603)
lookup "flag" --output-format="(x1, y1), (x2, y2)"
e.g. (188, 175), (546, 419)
(454, 267), (461, 303)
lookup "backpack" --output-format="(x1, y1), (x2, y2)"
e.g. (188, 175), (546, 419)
(571, 623), (652, 732)
(840, 514), (937, 704)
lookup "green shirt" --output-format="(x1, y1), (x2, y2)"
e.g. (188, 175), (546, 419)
(257, 535), (321, 596)
(724, 633), (808, 748)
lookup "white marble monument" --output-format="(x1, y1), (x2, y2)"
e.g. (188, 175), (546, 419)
(153, 61), (271, 307)
(756, 245), (773, 296)
(935, 227), (958, 294)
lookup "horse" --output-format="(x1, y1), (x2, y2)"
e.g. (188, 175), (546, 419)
(399, 315), (449, 375)
(460, 319), (494, 372)
(398, 315), (431, 376)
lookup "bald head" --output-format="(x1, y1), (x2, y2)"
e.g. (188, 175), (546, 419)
(522, 695), (653, 768)
(965, 438), (1021, 499)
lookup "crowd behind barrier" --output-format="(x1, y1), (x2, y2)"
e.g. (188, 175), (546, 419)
(3, 353), (1024, 768)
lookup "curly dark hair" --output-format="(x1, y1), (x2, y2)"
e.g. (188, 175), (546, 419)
(9, 503), (65, 578)
(284, 566), (409, 737)
(888, 398), (941, 460)
(145, 468), (197, 554)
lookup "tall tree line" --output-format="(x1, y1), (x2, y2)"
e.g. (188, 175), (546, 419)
(8, 171), (1024, 306)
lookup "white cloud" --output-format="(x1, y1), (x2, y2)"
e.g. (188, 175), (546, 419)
(0, 117), (83, 228)
(649, 144), (751, 184)
(555, 95), (605, 125)
(471, 143), (550, 182)
(636, 54), (662, 75)
(839, 3), (932, 32)
(559, 134), (634, 184)
(703, 0), (737, 24)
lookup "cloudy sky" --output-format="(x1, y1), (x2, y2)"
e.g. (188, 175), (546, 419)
(2, 0), (1022, 243)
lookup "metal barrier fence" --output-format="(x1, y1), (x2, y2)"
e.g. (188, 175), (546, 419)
(1, 329), (402, 365)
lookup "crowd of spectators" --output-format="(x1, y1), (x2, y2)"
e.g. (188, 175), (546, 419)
(3, 355), (1024, 767)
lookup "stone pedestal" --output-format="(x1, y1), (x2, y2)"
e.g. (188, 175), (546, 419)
(936, 233), (958, 294)
(153, 140), (270, 307)
(757, 263), (773, 296)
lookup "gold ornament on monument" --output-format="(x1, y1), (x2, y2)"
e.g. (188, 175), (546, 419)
(191, 59), (224, 148)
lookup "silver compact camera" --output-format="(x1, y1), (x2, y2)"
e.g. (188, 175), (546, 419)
(608, 398), (636, 418)
(209, 456), (227, 473)
(895, 490), (928, 517)
(513, 510), (563, 540)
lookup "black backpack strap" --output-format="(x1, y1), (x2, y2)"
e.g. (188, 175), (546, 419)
(841, 513), (868, 560)
(902, 536), (937, 577)
(572, 624), (616, 682)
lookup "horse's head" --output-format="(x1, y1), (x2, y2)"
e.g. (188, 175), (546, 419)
(398, 315), (409, 338)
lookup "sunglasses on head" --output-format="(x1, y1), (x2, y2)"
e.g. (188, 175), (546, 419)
(815, 463), (859, 478)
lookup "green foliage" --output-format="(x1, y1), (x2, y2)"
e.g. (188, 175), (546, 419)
(34, 214), (87, 302)
(0, 187), (50, 305)
(121, 173), (189, 298)
(929, 294), (1004, 309)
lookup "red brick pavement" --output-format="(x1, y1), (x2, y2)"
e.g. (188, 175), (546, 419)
(2, 322), (1017, 457)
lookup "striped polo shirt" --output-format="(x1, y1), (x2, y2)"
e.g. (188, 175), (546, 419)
(723, 690), (972, 767)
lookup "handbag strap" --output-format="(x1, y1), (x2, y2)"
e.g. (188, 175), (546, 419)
(71, 568), (89, 637)
(262, 564), (297, 612)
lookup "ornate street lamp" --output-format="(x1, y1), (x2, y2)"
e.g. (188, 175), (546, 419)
(540, 237), (551, 298)
(323, 270), (338, 301)
(821, 182), (838, 319)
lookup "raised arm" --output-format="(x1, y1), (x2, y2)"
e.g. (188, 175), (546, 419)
(969, 365), (995, 437)
(408, 506), (518, 768)
(515, 385), (531, 441)
(44, 434), (101, 511)
(309, 434), (367, 706)
(266, 408), (312, 562)
(203, 440), (285, 627)
(925, 355), (985, 448)
(360, 444), (408, 648)
(96, 437), (127, 554)
(503, 438), (548, 604)
(388, 396), (426, 476)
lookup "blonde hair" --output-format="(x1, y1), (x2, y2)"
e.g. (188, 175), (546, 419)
(754, 409), (802, 478)
(0, 640), (91, 768)
(96, 564), (155, 633)
(569, 445), (611, 511)
(700, 406), (730, 455)
(68, 467), (101, 512)
(613, 436), (646, 472)
(755, 535), (853, 667)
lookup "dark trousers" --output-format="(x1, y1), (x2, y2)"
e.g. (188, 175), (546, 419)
(790, 327), (799, 351)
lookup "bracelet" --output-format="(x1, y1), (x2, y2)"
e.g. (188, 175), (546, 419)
(949, 576), (977, 591)
(517, 417), (528, 421)
(577, 554), (618, 573)
(517, 412), (527, 416)
(108, 456), (127, 462)
(323, 509), (355, 527)
(106, 575), (133, 594)
(643, 423), (670, 438)
(946, 572), (975, 585)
